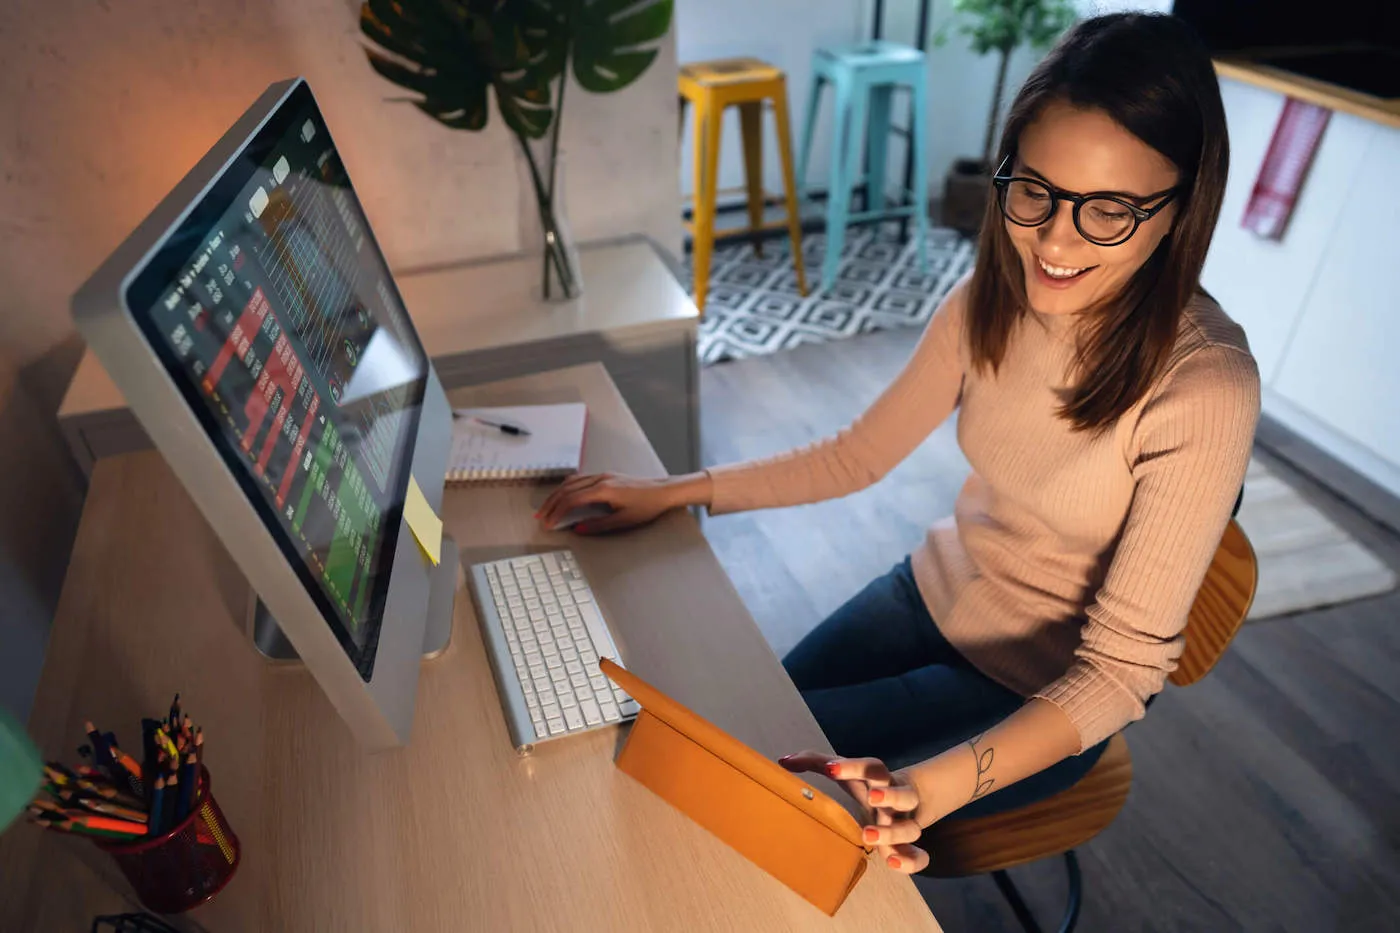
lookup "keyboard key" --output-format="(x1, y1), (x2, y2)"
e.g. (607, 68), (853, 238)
(565, 660), (584, 676)
(581, 699), (602, 725)
(562, 648), (579, 662)
(590, 675), (608, 691)
(542, 702), (560, 719)
(600, 700), (620, 721)
(528, 663), (546, 681)
(551, 668), (569, 684)
(620, 699), (640, 717)
(524, 650), (542, 666)
(548, 718), (566, 736)
(558, 693), (577, 709)
(546, 654), (564, 670)
(564, 707), (584, 731)
(570, 672), (589, 688)
(580, 649), (598, 665)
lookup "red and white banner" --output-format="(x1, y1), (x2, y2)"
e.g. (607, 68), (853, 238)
(1241, 97), (1332, 241)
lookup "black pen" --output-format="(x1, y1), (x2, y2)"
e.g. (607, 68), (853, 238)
(454, 412), (531, 436)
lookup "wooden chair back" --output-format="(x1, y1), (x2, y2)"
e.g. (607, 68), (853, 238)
(1169, 519), (1258, 687)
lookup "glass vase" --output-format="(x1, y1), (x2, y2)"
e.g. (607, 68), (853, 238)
(516, 142), (582, 302)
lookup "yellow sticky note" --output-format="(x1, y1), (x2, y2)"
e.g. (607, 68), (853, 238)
(403, 475), (442, 566)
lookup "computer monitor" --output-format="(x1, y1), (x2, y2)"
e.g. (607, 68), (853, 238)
(72, 78), (457, 750)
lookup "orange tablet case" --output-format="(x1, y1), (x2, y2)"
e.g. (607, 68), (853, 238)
(600, 658), (872, 916)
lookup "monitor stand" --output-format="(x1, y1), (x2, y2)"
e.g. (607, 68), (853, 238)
(250, 535), (459, 662)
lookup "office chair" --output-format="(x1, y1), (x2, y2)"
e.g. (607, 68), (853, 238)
(917, 506), (1258, 933)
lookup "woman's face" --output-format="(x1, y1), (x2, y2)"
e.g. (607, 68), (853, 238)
(1006, 100), (1181, 316)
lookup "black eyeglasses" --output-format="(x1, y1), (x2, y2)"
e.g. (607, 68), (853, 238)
(991, 156), (1180, 247)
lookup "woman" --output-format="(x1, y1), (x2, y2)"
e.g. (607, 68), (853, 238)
(538, 13), (1260, 874)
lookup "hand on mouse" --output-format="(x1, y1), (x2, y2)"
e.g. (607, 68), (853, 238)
(535, 472), (683, 534)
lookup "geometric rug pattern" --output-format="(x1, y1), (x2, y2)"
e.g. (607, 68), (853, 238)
(688, 223), (976, 365)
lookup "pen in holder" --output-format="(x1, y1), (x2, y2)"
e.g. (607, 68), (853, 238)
(96, 766), (240, 915)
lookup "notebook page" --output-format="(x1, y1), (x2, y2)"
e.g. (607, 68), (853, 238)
(448, 403), (586, 478)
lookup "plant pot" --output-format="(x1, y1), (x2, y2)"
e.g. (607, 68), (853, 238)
(943, 158), (991, 236)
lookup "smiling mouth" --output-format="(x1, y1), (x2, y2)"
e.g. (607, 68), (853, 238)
(1036, 255), (1097, 281)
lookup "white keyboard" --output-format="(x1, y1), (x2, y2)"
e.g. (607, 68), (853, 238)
(470, 550), (638, 750)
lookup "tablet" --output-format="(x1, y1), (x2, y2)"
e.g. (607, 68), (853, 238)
(601, 658), (871, 915)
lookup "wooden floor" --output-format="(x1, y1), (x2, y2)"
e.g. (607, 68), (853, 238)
(698, 325), (1400, 933)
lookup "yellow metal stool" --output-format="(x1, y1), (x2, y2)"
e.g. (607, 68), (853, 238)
(679, 58), (809, 313)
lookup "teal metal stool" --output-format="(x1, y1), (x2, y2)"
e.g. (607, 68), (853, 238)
(797, 41), (931, 292)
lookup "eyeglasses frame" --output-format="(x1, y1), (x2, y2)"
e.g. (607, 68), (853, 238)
(990, 155), (1181, 247)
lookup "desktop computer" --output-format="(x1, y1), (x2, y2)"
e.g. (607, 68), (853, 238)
(71, 78), (631, 753)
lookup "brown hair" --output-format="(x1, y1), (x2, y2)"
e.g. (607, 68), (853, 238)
(966, 13), (1229, 431)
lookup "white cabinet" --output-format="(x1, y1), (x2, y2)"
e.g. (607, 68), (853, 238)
(1272, 126), (1400, 471)
(1201, 75), (1400, 501)
(1203, 80), (1379, 381)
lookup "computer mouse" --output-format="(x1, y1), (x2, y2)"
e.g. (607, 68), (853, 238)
(550, 502), (615, 531)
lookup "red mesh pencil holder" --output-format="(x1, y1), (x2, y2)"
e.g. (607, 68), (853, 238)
(96, 766), (241, 914)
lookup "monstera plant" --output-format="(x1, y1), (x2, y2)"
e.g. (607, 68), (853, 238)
(361, 0), (674, 298)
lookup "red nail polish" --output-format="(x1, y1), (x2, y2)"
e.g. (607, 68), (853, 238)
(868, 788), (885, 804)
(575, 524), (589, 534)
(862, 827), (879, 844)
(887, 855), (902, 869)
(824, 762), (841, 778)
(777, 754), (794, 764)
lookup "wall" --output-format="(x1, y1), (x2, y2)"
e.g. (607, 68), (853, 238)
(675, 0), (1171, 205)
(675, 0), (871, 201)
(0, 0), (681, 718)
(1, 0), (681, 366)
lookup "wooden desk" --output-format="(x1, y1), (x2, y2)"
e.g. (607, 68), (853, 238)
(57, 238), (701, 477)
(3, 364), (940, 932)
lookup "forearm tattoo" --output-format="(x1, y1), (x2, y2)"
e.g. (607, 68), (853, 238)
(967, 732), (996, 801)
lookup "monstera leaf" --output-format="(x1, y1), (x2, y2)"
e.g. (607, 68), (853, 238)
(360, 0), (673, 300)
(361, 0), (560, 138)
(569, 0), (673, 93)
(360, 0), (672, 137)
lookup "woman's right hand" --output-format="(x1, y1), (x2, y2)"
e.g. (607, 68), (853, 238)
(535, 472), (702, 534)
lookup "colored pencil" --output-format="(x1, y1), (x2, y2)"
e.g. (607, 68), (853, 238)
(149, 776), (166, 836)
(84, 722), (112, 769)
(174, 753), (197, 822)
(162, 770), (179, 830)
(59, 793), (147, 824)
(66, 812), (147, 836)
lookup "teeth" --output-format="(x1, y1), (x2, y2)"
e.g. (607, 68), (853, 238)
(1038, 257), (1088, 279)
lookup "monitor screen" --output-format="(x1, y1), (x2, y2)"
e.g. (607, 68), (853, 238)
(125, 83), (427, 680)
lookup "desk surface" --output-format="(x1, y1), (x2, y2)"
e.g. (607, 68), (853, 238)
(2, 363), (939, 932)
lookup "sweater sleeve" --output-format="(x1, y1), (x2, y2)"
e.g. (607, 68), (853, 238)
(1034, 343), (1261, 750)
(706, 280), (968, 516)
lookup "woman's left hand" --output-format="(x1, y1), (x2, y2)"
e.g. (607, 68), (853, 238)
(779, 751), (930, 874)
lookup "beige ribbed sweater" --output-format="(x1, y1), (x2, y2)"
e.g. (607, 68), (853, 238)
(706, 283), (1261, 751)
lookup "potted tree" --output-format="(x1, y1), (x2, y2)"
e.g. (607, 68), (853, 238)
(938, 0), (1076, 234)
(360, 0), (673, 300)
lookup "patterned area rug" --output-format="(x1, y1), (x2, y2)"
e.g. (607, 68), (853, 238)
(687, 224), (976, 365)
(1238, 458), (1398, 620)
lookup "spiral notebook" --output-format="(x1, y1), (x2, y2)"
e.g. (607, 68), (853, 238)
(447, 403), (588, 482)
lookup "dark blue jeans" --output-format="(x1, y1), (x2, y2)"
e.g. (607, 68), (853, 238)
(783, 557), (1108, 819)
